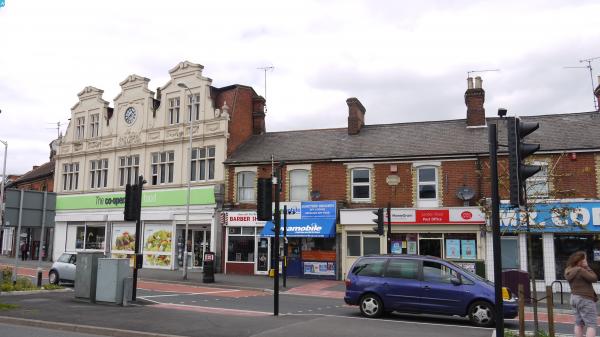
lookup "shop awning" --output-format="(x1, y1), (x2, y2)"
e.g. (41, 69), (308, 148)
(260, 218), (337, 238)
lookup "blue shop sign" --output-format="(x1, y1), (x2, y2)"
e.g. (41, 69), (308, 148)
(500, 201), (600, 233)
(274, 201), (337, 219)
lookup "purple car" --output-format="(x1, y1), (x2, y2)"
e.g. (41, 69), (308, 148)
(344, 255), (518, 327)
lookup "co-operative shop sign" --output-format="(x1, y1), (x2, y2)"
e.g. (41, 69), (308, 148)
(500, 202), (600, 232)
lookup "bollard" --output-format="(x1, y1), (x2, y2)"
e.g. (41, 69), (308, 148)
(518, 284), (525, 337)
(546, 286), (555, 337)
(37, 268), (43, 288)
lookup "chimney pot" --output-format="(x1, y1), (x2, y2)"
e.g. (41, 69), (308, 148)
(474, 76), (483, 89)
(467, 77), (474, 89)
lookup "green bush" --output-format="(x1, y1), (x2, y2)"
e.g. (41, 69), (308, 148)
(0, 267), (12, 283)
(1, 276), (37, 292)
(42, 284), (63, 290)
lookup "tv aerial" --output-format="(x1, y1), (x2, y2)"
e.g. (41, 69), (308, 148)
(564, 56), (600, 111)
(467, 69), (500, 78)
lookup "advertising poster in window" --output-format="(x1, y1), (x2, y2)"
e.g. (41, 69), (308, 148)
(143, 224), (173, 269)
(303, 261), (335, 276)
(391, 241), (402, 254)
(407, 241), (417, 254)
(445, 239), (461, 259)
(111, 224), (136, 266)
(461, 240), (476, 260)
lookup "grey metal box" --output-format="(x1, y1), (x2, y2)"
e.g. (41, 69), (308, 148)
(74, 252), (105, 301)
(95, 258), (131, 304)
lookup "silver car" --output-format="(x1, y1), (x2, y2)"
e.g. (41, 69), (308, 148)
(49, 252), (76, 284)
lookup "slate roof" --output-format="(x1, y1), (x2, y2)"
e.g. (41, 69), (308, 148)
(9, 160), (55, 186)
(225, 112), (600, 164)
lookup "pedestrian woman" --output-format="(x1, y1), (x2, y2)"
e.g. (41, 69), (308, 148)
(565, 251), (598, 337)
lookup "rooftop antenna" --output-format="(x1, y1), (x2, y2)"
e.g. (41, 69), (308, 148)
(564, 56), (600, 110)
(257, 65), (274, 111)
(45, 121), (63, 138)
(467, 69), (500, 78)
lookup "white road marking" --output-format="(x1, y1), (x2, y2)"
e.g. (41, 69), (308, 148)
(138, 289), (239, 298)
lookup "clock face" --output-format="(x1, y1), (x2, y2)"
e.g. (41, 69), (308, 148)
(124, 107), (137, 125)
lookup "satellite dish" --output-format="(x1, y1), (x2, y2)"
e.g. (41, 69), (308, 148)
(456, 186), (475, 201)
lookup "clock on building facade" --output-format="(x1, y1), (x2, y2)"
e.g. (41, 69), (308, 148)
(124, 107), (137, 125)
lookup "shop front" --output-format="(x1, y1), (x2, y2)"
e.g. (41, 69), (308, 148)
(223, 211), (268, 275)
(224, 201), (338, 279)
(340, 207), (486, 278)
(53, 186), (217, 270)
(260, 201), (338, 280)
(497, 201), (600, 291)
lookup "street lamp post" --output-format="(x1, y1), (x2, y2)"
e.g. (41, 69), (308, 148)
(177, 82), (194, 280)
(0, 140), (7, 220)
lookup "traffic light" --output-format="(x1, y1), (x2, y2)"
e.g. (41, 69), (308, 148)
(256, 178), (273, 221)
(124, 183), (142, 221)
(507, 117), (541, 207)
(372, 208), (384, 236)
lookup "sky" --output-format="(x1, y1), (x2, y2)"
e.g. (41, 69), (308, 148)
(0, 0), (599, 175)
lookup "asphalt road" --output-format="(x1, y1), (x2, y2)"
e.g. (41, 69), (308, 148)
(0, 286), (579, 337)
(0, 322), (107, 337)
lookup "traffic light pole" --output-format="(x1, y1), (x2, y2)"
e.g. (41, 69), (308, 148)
(386, 203), (392, 254)
(283, 205), (287, 288)
(489, 123), (504, 337)
(273, 163), (282, 316)
(132, 176), (144, 301)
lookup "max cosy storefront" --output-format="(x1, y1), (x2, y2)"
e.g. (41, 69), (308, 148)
(53, 186), (219, 270)
(339, 207), (487, 278)
(224, 201), (338, 279)
(496, 201), (600, 291)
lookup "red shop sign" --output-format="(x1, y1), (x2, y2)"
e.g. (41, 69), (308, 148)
(415, 210), (449, 223)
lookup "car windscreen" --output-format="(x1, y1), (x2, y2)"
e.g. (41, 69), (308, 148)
(57, 254), (71, 263)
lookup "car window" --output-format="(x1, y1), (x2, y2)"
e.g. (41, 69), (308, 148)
(352, 258), (386, 277)
(69, 254), (77, 265)
(57, 254), (71, 263)
(385, 259), (419, 280)
(423, 261), (459, 284)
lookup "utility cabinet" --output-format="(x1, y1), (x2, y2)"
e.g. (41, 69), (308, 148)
(95, 258), (131, 304)
(74, 252), (105, 302)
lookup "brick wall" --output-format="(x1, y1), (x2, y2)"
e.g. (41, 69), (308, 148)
(552, 153), (597, 199)
(215, 87), (256, 156)
(224, 152), (600, 211)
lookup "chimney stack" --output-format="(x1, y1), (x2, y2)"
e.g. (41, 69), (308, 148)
(464, 76), (486, 127)
(252, 96), (266, 135)
(595, 75), (600, 111)
(347, 97), (366, 135)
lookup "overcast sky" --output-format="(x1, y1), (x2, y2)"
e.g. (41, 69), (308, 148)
(1, 0), (599, 174)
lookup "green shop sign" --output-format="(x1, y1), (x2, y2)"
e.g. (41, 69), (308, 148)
(56, 187), (215, 210)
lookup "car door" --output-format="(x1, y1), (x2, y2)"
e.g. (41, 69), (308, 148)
(351, 257), (388, 298)
(420, 260), (470, 315)
(381, 258), (422, 312)
(63, 254), (77, 281)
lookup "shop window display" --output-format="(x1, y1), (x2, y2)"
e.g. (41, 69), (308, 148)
(554, 234), (600, 280)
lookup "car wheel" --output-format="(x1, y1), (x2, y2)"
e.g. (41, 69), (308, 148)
(359, 294), (384, 318)
(49, 270), (59, 285)
(468, 301), (495, 327)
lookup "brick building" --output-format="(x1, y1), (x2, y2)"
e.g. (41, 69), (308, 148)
(222, 76), (600, 288)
